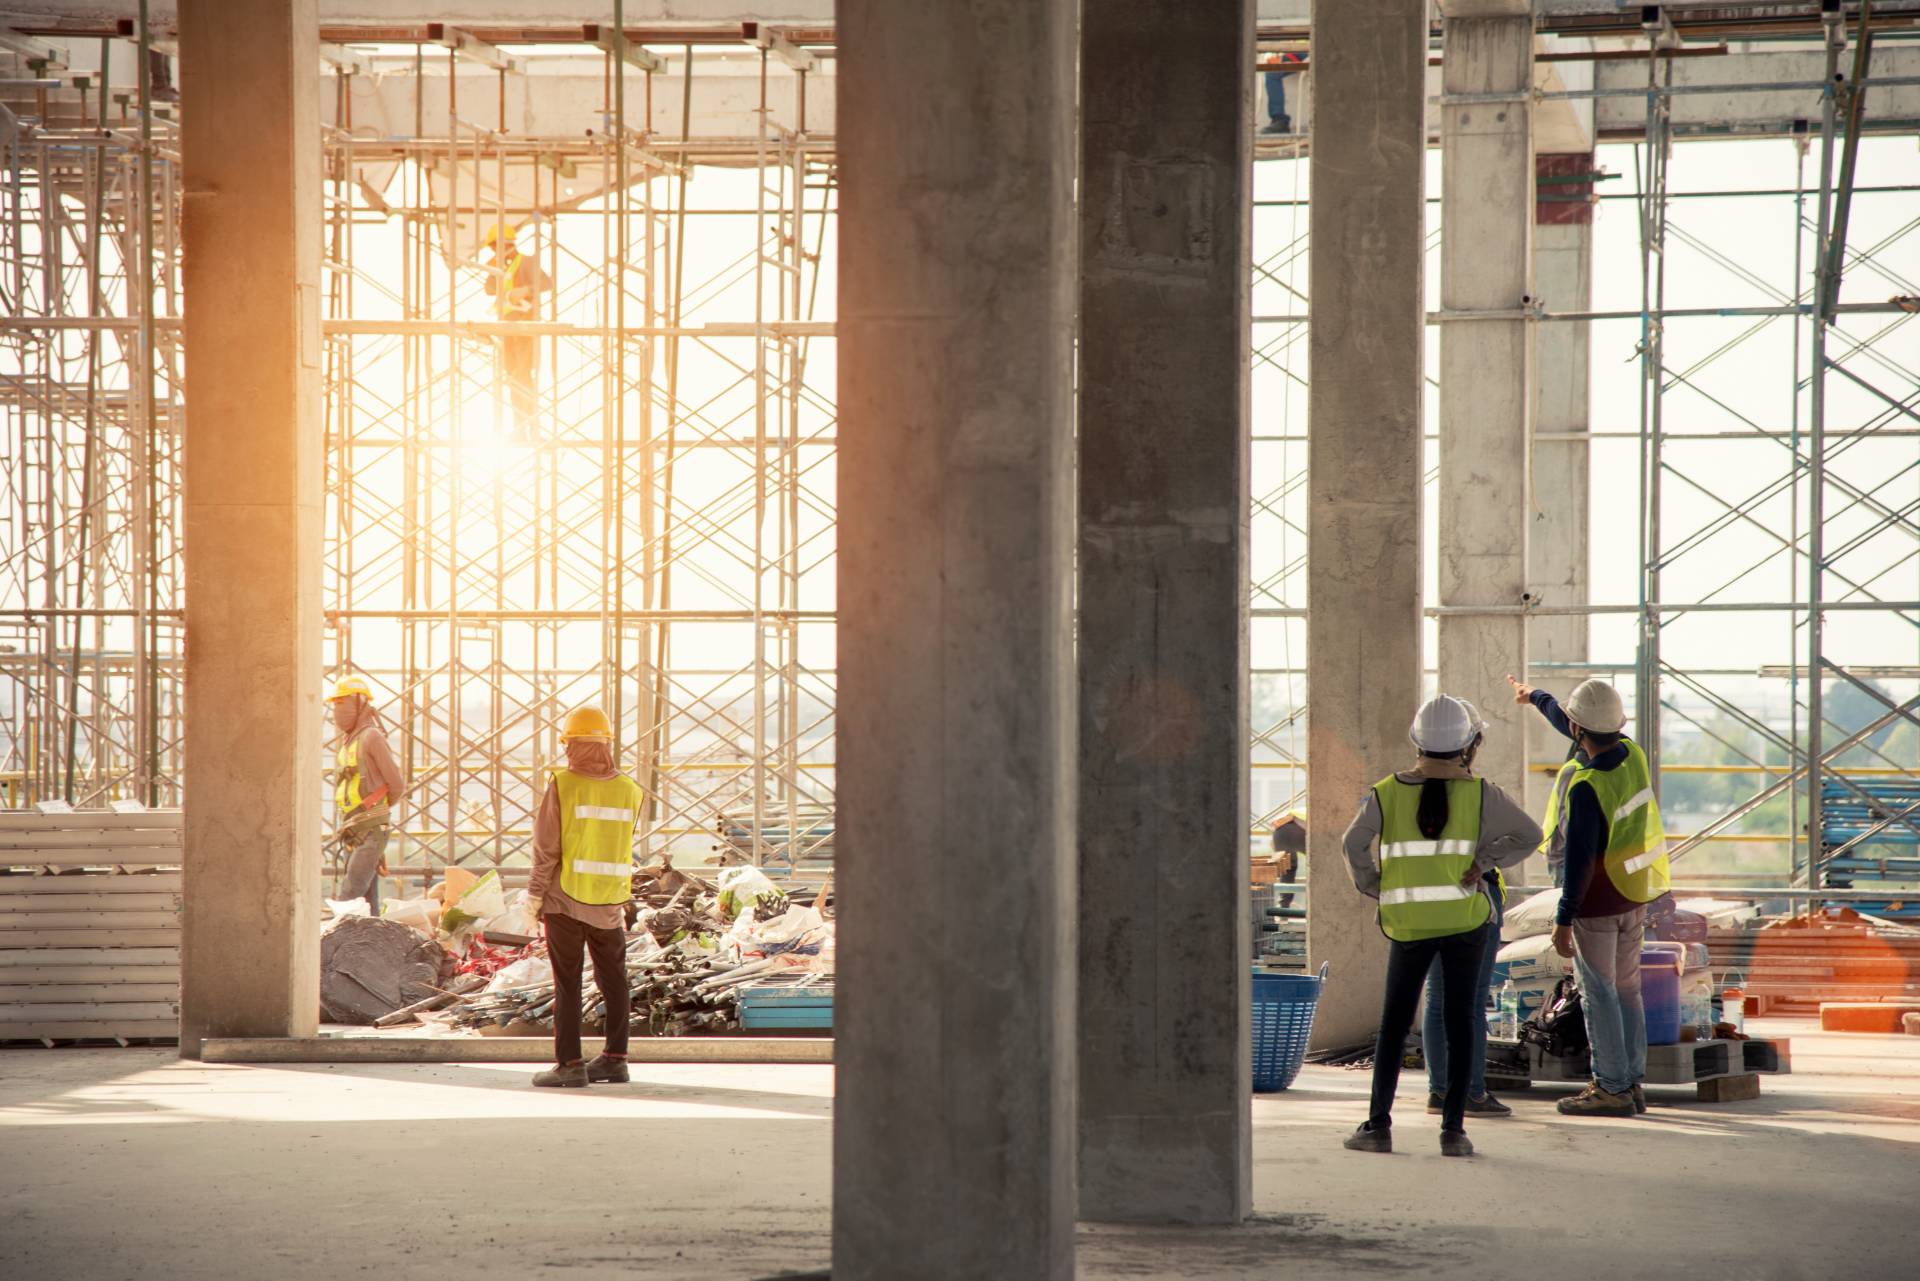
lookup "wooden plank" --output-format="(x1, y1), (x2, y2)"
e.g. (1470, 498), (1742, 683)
(0, 983), (178, 1003)
(0, 929), (181, 948)
(0, 811), (182, 832)
(0, 1001), (179, 1021)
(0, 965), (180, 985)
(0, 828), (184, 849)
(0, 911), (180, 930)
(0, 947), (178, 968)
(0, 849), (185, 868)
(0, 873), (182, 894)
(0, 893), (181, 913)
(0, 1019), (178, 1041)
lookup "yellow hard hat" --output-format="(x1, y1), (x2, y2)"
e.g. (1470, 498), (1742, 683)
(482, 222), (515, 247)
(326, 675), (372, 703)
(561, 705), (612, 741)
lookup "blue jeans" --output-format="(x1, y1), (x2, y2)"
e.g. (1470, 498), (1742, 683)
(1572, 906), (1648, 1095)
(1424, 887), (1502, 1098)
(1264, 71), (1291, 125)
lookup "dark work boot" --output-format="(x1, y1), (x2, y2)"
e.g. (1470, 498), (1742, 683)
(1342, 1122), (1392, 1153)
(585, 1053), (629, 1084)
(1440, 1129), (1475, 1158)
(1631, 1084), (1648, 1114)
(532, 1061), (589, 1089)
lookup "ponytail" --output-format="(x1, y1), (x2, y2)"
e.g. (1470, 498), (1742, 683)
(1416, 777), (1451, 838)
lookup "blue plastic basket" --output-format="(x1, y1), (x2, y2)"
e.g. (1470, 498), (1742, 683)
(1252, 963), (1326, 1093)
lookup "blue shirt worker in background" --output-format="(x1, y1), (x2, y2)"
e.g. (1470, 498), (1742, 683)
(1341, 695), (1542, 1157)
(1510, 674), (1672, 1118)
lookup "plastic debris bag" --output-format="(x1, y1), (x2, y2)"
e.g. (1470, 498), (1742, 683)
(484, 954), (554, 993)
(716, 865), (784, 919)
(441, 869), (506, 933)
(325, 898), (372, 919)
(381, 895), (442, 936)
(479, 887), (539, 938)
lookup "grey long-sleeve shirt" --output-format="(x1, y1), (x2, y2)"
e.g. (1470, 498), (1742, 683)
(1341, 757), (1543, 906)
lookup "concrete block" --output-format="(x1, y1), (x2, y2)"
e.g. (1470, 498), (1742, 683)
(1820, 1002), (1920, 1033)
(1696, 1073), (1762, 1103)
(1905, 1013), (1920, 1036)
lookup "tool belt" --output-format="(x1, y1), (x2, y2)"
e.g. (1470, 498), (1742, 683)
(338, 806), (391, 850)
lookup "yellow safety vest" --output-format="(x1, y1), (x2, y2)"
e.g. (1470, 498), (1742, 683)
(1538, 738), (1670, 904)
(554, 770), (644, 905)
(335, 735), (388, 818)
(494, 251), (527, 319)
(1372, 776), (1491, 943)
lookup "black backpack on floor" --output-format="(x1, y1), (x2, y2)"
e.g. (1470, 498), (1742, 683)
(1522, 976), (1588, 1058)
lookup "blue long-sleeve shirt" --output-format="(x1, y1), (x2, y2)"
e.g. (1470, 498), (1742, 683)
(1529, 689), (1634, 926)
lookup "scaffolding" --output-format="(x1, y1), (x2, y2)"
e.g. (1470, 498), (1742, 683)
(3, 11), (1916, 905)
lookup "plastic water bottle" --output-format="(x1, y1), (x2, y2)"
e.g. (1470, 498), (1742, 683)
(1497, 981), (1519, 1041)
(1722, 970), (1746, 1036)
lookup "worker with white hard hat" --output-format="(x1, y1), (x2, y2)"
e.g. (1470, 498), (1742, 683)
(325, 674), (406, 912)
(1508, 673), (1671, 1118)
(1339, 694), (1543, 1157)
(527, 705), (645, 1089)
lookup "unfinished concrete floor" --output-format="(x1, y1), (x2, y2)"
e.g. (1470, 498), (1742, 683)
(2, 1017), (1915, 1280)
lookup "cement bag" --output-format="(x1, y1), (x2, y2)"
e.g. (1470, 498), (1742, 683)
(381, 895), (442, 936)
(479, 887), (539, 938)
(1500, 888), (1562, 942)
(319, 915), (451, 1024)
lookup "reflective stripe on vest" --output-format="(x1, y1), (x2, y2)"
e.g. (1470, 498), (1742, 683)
(335, 738), (361, 815)
(1372, 776), (1490, 943)
(554, 769), (645, 905)
(1539, 738), (1671, 904)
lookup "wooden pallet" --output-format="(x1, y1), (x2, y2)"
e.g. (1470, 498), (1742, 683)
(1, 812), (182, 1044)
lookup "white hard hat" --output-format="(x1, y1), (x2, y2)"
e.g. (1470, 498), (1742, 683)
(1458, 699), (1489, 740)
(1564, 679), (1626, 735)
(1409, 695), (1477, 755)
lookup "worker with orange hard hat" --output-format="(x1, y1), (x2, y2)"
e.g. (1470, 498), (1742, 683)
(527, 704), (645, 1088)
(326, 674), (406, 912)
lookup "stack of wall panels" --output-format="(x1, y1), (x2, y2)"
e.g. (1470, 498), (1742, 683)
(0, 811), (182, 1043)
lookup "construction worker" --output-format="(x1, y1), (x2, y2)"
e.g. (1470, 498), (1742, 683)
(327, 675), (405, 912)
(1340, 695), (1542, 1157)
(481, 222), (550, 440)
(1511, 674), (1671, 1118)
(527, 705), (643, 1088)
(1419, 699), (1515, 1119)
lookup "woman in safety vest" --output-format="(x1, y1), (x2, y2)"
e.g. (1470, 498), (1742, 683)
(527, 705), (645, 1088)
(1339, 694), (1542, 1156)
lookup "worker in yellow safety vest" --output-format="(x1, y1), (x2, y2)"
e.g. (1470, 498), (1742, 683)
(481, 222), (550, 440)
(527, 705), (644, 1088)
(1339, 695), (1542, 1156)
(1510, 674), (1671, 1118)
(326, 675), (406, 912)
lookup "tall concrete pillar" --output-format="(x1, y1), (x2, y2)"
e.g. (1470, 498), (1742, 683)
(1306, 0), (1431, 1048)
(1078, 0), (1253, 1226)
(1528, 153), (1596, 812)
(1437, 0), (1535, 801)
(178, 0), (322, 1054)
(834, 3), (1077, 1277)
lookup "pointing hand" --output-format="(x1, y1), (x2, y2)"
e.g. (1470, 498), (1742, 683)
(1506, 673), (1534, 705)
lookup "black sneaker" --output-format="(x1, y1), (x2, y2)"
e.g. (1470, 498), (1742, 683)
(1342, 1122), (1392, 1153)
(1425, 1092), (1445, 1114)
(1261, 119), (1293, 136)
(1631, 1084), (1647, 1114)
(1440, 1129), (1475, 1158)
(1465, 1093), (1513, 1117)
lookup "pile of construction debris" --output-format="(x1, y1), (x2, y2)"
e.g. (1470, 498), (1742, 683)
(322, 856), (833, 1037)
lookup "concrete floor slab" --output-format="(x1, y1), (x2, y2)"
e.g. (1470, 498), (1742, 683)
(1, 1017), (1915, 1280)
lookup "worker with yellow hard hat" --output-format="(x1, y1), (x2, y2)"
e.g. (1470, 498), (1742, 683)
(480, 221), (550, 441)
(527, 704), (644, 1088)
(326, 674), (406, 911)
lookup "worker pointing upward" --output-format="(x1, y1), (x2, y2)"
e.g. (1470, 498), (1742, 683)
(527, 705), (644, 1089)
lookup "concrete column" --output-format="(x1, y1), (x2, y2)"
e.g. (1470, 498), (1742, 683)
(1306, 0), (1431, 1048)
(1077, 0), (1253, 1226)
(1528, 153), (1596, 811)
(178, 0), (323, 1054)
(1437, 0), (1535, 801)
(834, 3), (1076, 1278)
